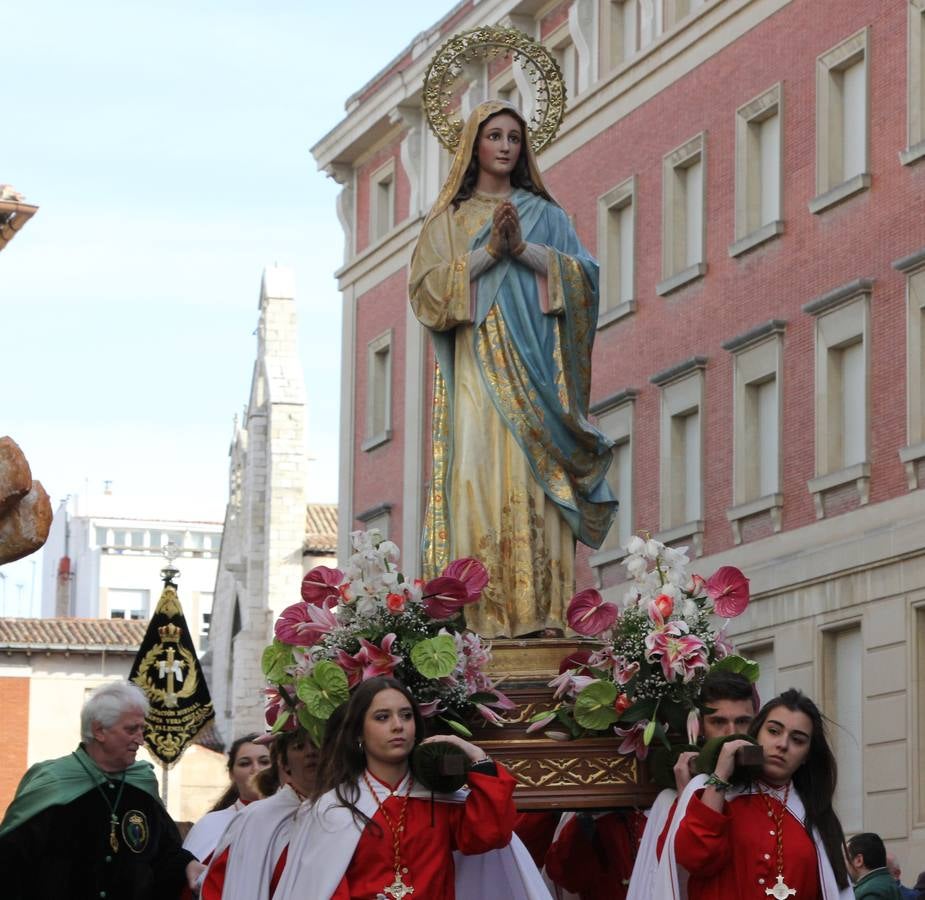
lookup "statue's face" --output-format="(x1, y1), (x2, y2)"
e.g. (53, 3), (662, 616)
(476, 113), (523, 180)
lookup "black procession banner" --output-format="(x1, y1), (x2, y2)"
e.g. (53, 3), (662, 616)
(129, 583), (215, 767)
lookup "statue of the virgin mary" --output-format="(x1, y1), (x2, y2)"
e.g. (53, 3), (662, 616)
(410, 35), (617, 638)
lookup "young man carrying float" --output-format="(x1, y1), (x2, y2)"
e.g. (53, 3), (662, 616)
(538, 670), (757, 900)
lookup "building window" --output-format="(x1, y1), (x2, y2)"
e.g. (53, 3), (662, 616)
(199, 591), (213, 651)
(363, 329), (393, 450)
(810, 28), (871, 213)
(822, 623), (863, 833)
(603, 0), (664, 70)
(916, 604), (925, 822)
(369, 159), (396, 243)
(731, 84), (783, 257)
(804, 280), (872, 518)
(357, 502), (392, 541)
(658, 133), (706, 296)
(905, 1), (925, 164)
(652, 357), (706, 555)
(664, 0), (707, 28)
(597, 176), (636, 325)
(590, 390), (637, 565)
(898, 254), (925, 487)
(743, 643), (776, 709)
(723, 321), (785, 543)
(548, 29), (579, 100)
(109, 588), (149, 621)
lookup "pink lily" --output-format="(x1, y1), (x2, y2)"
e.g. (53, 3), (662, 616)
(548, 669), (596, 701)
(442, 557), (489, 601)
(687, 707), (701, 744)
(566, 588), (619, 637)
(475, 703), (506, 726)
(417, 698), (443, 718)
(264, 686), (297, 731)
(705, 566), (750, 618)
(356, 633), (403, 680)
(614, 721), (650, 761)
(301, 565), (345, 605)
(646, 628), (709, 683)
(526, 710), (558, 733)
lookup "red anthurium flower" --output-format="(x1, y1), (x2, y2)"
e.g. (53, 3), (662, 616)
(264, 686), (297, 731)
(705, 566), (750, 618)
(422, 576), (473, 619)
(567, 589), (619, 636)
(442, 557), (489, 601)
(558, 648), (593, 676)
(275, 597), (338, 647)
(301, 565), (345, 605)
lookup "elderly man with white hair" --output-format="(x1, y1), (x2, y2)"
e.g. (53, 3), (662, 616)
(0, 680), (204, 899)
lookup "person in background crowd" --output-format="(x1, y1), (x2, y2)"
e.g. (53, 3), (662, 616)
(660, 688), (853, 899)
(886, 852), (919, 899)
(202, 722), (331, 900)
(0, 681), (202, 899)
(182, 732), (271, 864)
(848, 834), (902, 899)
(621, 669), (757, 900)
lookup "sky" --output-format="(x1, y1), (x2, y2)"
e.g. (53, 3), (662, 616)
(1, 0), (459, 615)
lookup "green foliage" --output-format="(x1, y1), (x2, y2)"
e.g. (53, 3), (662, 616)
(440, 717), (474, 738)
(410, 635), (459, 679)
(711, 654), (760, 683)
(296, 706), (327, 748)
(296, 660), (350, 719)
(262, 640), (293, 683)
(574, 681), (619, 730)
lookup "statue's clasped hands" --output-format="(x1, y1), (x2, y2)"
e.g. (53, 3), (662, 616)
(487, 201), (525, 259)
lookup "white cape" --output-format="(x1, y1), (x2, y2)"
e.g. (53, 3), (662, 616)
(205, 785), (301, 900)
(183, 799), (244, 863)
(273, 772), (551, 900)
(655, 774), (853, 900)
(625, 787), (678, 900)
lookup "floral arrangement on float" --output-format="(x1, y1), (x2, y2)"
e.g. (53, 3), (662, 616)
(528, 535), (756, 760)
(261, 529), (514, 746)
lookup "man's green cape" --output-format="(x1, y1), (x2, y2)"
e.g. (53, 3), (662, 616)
(0, 745), (160, 838)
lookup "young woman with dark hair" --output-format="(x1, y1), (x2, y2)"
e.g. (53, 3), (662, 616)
(658, 688), (852, 899)
(200, 722), (335, 900)
(182, 733), (270, 864)
(274, 676), (547, 900)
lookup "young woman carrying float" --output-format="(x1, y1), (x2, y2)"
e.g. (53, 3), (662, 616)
(272, 676), (549, 900)
(658, 689), (853, 900)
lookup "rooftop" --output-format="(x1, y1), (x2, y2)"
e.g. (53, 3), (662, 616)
(304, 502), (338, 554)
(0, 617), (147, 653)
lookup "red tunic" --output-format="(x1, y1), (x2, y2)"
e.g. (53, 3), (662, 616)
(200, 839), (289, 899)
(544, 810), (645, 900)
(330, 768), (517, 900)
(513, 810), (561, 869)
(674, 791), (822, 899)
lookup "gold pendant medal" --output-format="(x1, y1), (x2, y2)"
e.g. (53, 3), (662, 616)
(383, 870), (414, 899)
(110, 818), (120, 853)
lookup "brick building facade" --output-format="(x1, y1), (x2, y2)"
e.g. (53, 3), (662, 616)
(314, 0), (925, 861)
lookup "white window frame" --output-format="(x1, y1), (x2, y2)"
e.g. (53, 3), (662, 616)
(723, 321), (785, 544)
(803, 280), (872, 518)
(356, 502), (392, 541)
(652, 357), (706, 556)
(369, 158), (396, 244)
(597, 175), (637, 326)
(362, 329), (393, 451)
(658, 133), (706, 296)
(903, 0), (925, 165)
(546, 23), (579, 102)
(731, 83), (784, 257)
(589, 389), (637, 567)
(810, 28), (871, 214)
(896, 249), (925, 487)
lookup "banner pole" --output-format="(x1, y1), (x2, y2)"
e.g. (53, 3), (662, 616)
(162, 762), (169, 806)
